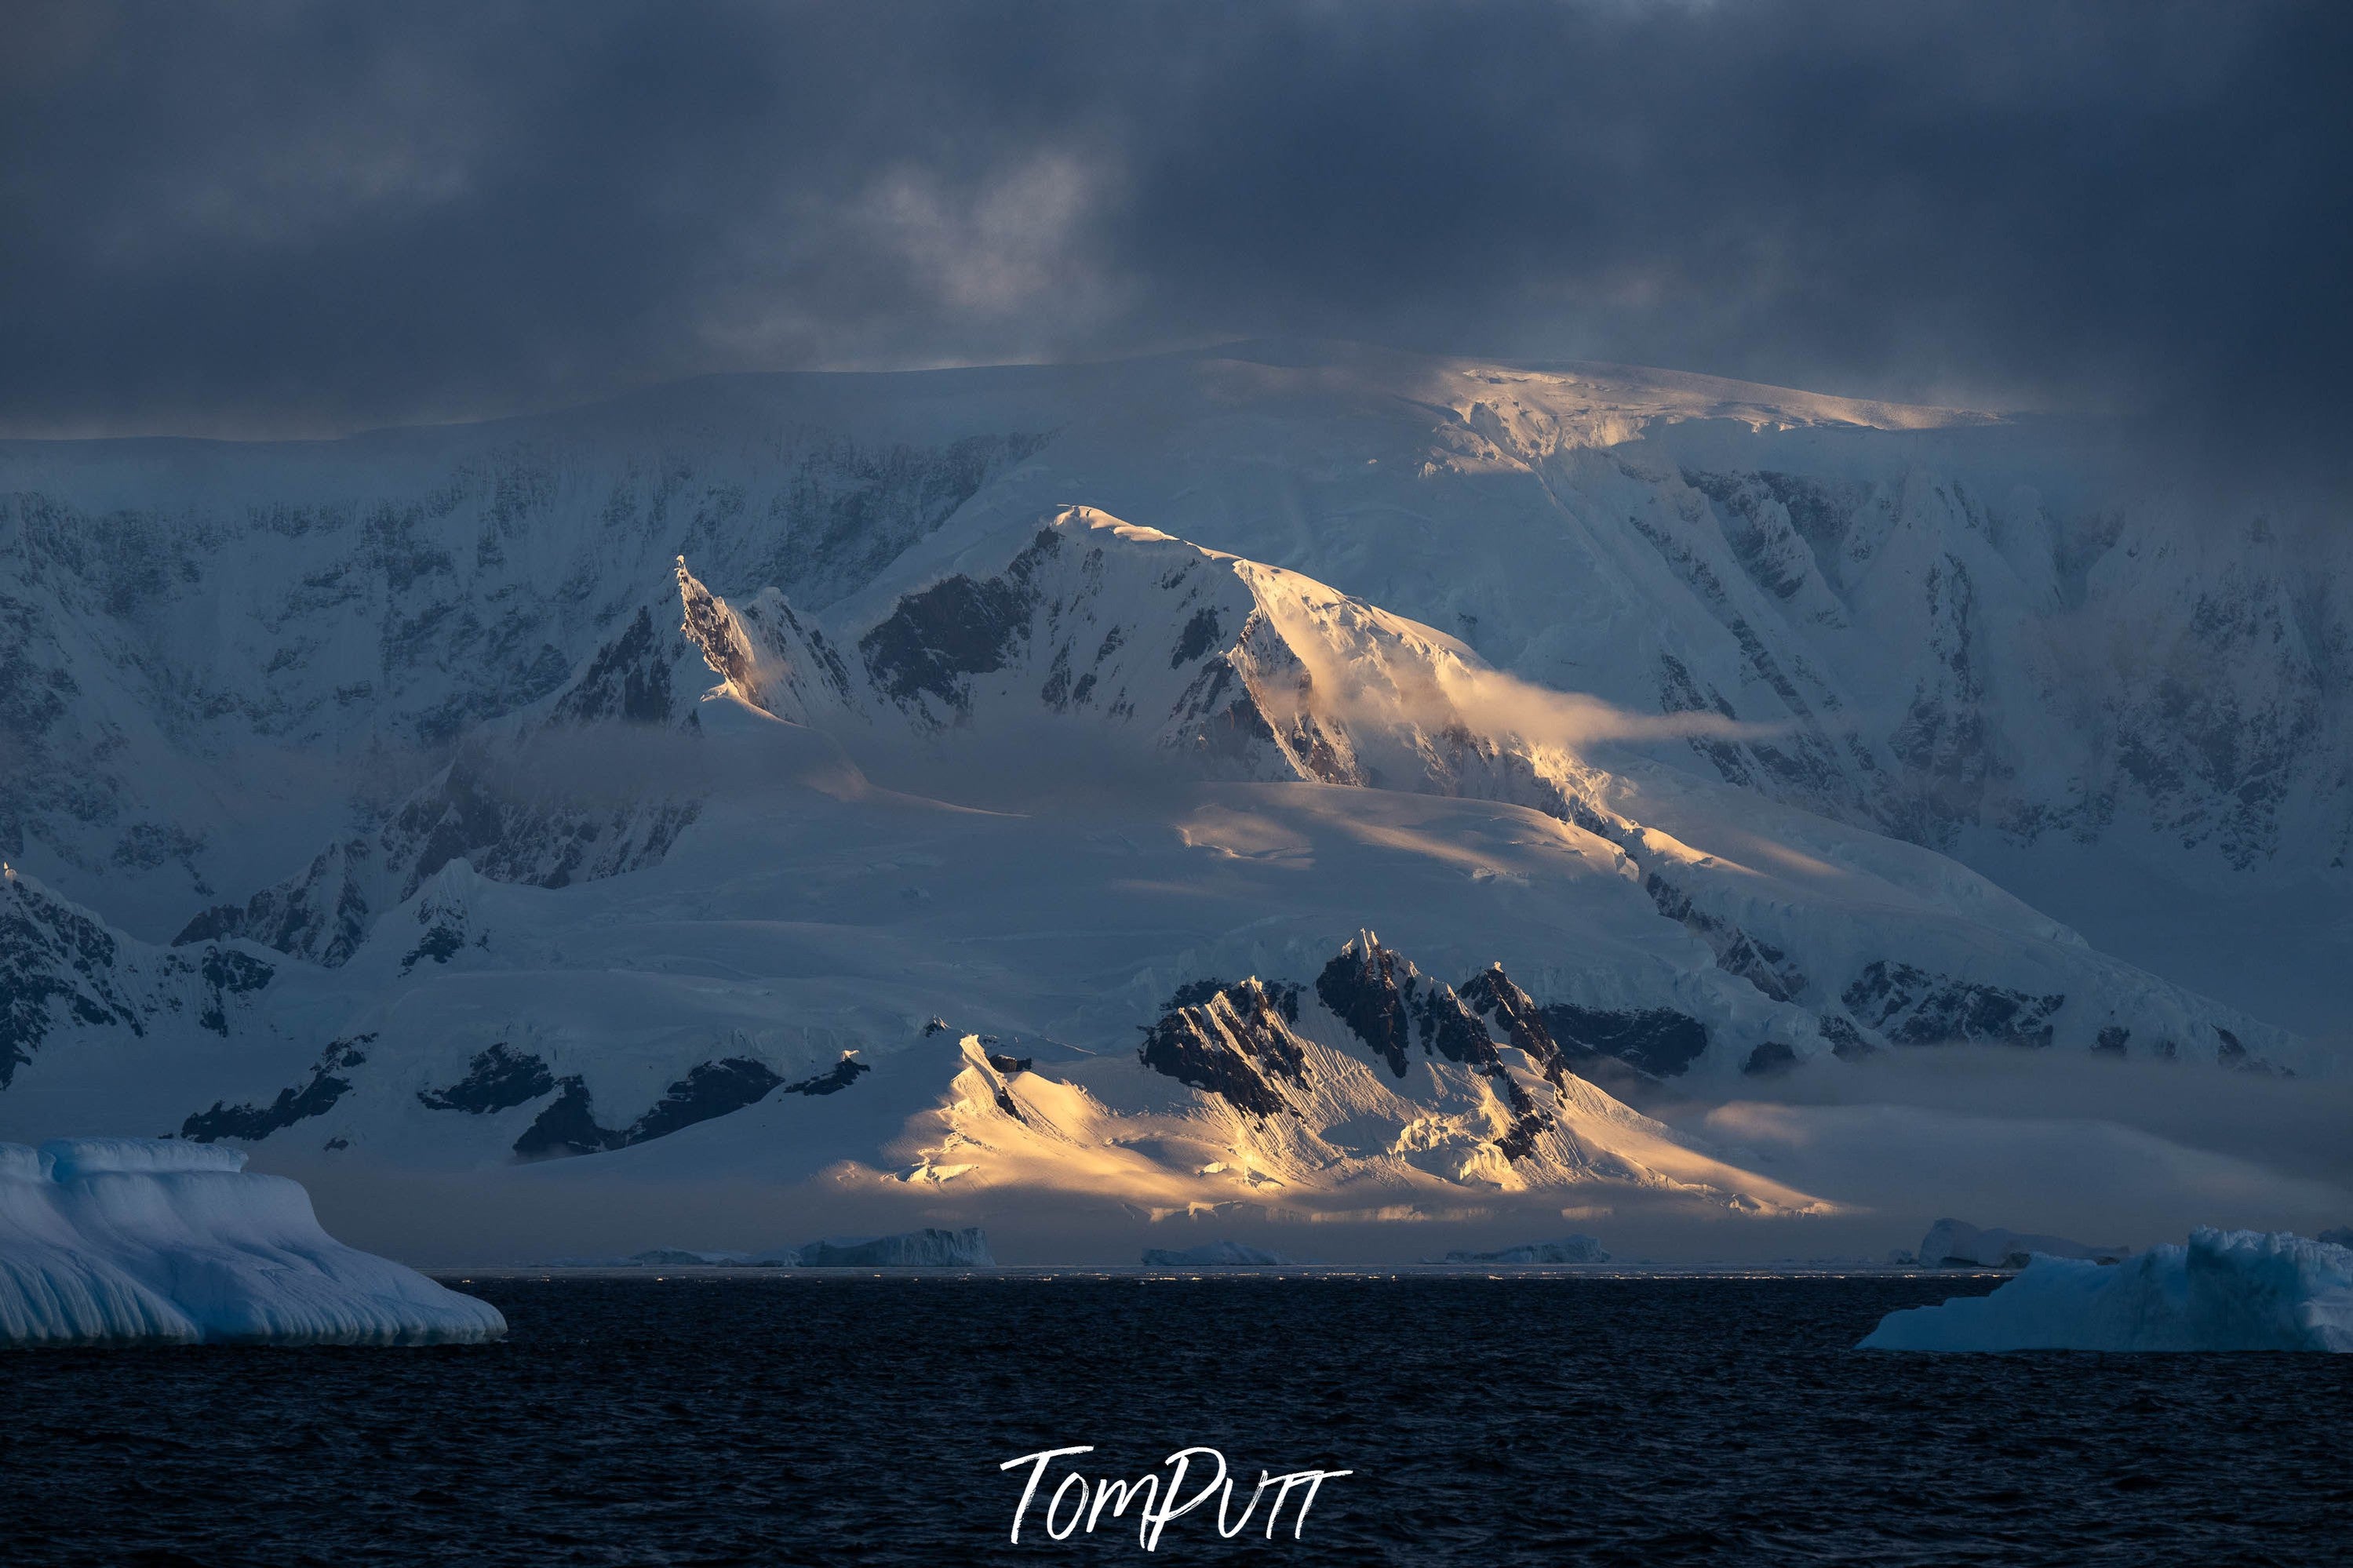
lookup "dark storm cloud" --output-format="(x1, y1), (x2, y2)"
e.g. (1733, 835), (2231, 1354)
(2, 0), (2347, 451)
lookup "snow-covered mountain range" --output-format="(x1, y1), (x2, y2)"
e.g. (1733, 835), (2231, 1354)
(1, 341), (2343, 1257)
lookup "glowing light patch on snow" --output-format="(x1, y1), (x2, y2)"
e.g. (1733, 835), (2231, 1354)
(0, 1140), (504, 1346)
(1859, 1229), (2353, 1352)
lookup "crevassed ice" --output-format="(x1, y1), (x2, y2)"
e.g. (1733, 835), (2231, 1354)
(1, 1139), (504, 1346)
(1859, 1228), (2353, 1352)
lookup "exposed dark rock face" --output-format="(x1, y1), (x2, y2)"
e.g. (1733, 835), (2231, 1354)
(2095, 1024), (2131, 1055)
(511, 1053), (858, 1159)
(510, 1076), (609, 1160)
(1539, 1002), (1711, 1078)
(181, 749), (700, 968)
(1644, 873), (1808, 1002)
(858, 527), (1060, 714)
(176, 589), (712, 972)
(1312, 935), (1706, 1132)
(417, 1043), (555, 1113)
(1819, 1013), (1878, 1061)
(1136, 978), (1309, 1119)
(1656, 652), (1758, 791)
(1455, 965), (1557, 1078)
(1627, 486), (1878, 829)
(379, 752), (701, 901)
(860, 573), (1033, 708)
(1444, 966), (1563, 1159)
(1742, 1040), (1799, 1076)
(1166, 977), (1300, 1023)
(195, 948), (275, 1035)
(1165, 978), (1226, 1010)
(1457, 965), (1681, 1103)
(1166, 654), (1294, 775)
(546, 606), (677, 726)
(1681, 470), (1836, 602)
(1885, 555), (2004, 829)
(173, 839), (372, 966)
(400, 923), (465, 973)
(782, 1056), (870, 1096)
(752, 431), (1051, 609)
(626, 1058), (788, 1144)
(1314, 942), (1563, 1160)
(183, 1034), (374, 1142)
(3, 880), (144, 1086)
(0, 428), (1044, 911)
(1171, 606), (1222, 668)
(4, 874), (273, 1082)
(2213, 1025), (2289, 1075)
(1841, 960), (2063, 1048)
(1314, 934), (1420, 1078)
(985, 1052), (1032, 1075)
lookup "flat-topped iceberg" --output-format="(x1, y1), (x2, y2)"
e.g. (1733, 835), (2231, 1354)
(561, 1228), (995, 1268)
(1916, 1218), (2129, 1268)
(1142, 1241), (1291, 1266)
(1441, 1235), (1610, 1264)
(1861, 1228), (2353, 1352)
(0, 1139), (504, 1346)
(792, 1228), (994, 1267)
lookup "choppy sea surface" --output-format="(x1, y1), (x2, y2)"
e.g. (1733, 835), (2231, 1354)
(5, 1273), (2348, 1566)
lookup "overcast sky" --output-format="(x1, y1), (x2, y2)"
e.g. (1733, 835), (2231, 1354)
(2, 0), (2348, 449)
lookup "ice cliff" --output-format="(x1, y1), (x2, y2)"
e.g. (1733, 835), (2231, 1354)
(0, 1138), (504, 1345)
(1859, 1228), (2353, 1352)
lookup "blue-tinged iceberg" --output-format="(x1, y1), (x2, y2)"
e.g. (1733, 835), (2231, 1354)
(1441, 1235), (1610, 1264)
(1915, 1218), (2129, 1268)
(1860, 1228), (2353, 1352)
(794, 1228), (994, 1267)
(1142, 1241), (1291, 1266)
(0, 1139), (504, 1345)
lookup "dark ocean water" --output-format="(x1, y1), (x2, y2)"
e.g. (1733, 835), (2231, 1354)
(3, 1274), (2348, 1566)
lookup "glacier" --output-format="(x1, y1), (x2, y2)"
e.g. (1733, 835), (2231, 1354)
(3, 342), (2344, 1031)
(0, 1138), (504, 1345)
(1859, 1229), (2353, 1352)
(0, 341), (2344, 1261)
(0, 500), (2322, 1254)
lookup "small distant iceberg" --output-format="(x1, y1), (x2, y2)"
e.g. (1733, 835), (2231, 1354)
(1, 1139), (504, 1346)
(1441, 1235), (1609, 1264)
(1142, 1240), (1291, 1267)
(796, 1228), (995, 1267)
(1916, 1218), (2129, 1269)
(598, 1228), (996, 1268)
(1860, 1228), (2353, 1352)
